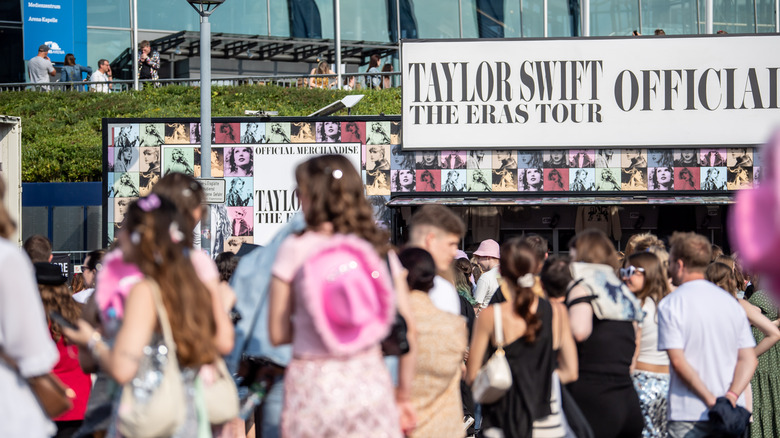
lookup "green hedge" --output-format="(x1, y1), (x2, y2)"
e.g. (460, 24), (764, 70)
(0, 85), (401, 182)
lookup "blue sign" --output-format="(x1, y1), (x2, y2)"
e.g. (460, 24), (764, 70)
(23, 0), (74, 64)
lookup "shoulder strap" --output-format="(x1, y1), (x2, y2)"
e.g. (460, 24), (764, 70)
(551, 300), (562, 351)
(567, 295), (597, 308)
(146, 280), (177, 355)
(493, 303), (505, 351)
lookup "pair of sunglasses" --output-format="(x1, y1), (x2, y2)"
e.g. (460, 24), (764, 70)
(620, 265), (645, 278)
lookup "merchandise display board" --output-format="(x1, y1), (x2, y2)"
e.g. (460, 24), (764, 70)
(103, 116), (756, 252)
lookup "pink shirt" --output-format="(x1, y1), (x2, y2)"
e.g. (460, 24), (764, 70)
(273, 232), (334, 358)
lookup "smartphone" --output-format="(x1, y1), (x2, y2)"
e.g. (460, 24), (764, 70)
(49, 311), (77, 330)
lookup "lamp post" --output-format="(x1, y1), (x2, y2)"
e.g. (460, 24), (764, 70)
(187, 0), (225, 179)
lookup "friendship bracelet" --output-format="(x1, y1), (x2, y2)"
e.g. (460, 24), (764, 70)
(726, 390), (739, 399)
(87, 331), (104, 358)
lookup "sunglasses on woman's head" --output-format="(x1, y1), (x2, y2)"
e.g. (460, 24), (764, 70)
(620, 265), (645, 278)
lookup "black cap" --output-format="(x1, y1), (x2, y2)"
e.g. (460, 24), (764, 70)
(34, 263), (67, 285)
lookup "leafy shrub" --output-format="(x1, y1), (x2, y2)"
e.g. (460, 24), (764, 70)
(0, 85), (401, 182)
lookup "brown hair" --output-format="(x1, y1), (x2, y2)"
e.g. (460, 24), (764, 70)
(295, 154), (389, 255)
(152, 173), (205, 240)
(453, 257), (473, 294)
(627, 252), (670, 306)
(64, 53), (75, 66)
(23, 235), (52, 263)
(500, 238), (542, 342)
(124, 195), (216, 367)
(139, 40), (150, 49)
(0, 177), (13, 239)
(669, 232), (711, 272)
(39, 283), (80, 341)
(625, 232), (664, 257)
(711, 244), (724, 262)
(706, 262), (738, 296)
(521, 233), (548, 273)
(573, 229), (619, 270)
(540, 255), (572, 299)
(410, 204), (466, 238)
(715, 255), (746, 291)
(369, 54), (381, 69)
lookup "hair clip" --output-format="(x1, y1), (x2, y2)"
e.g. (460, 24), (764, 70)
(182, 188), (193, 198)
(169, 222), (185, 244)
(137, 194), (161, 212)
(332, 169), (343, 179)
(517, 273), (535, 288)
(130, 231), (141, 245)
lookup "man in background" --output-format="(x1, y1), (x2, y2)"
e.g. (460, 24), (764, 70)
(23, 234), (52, 263)
(659, 232), (757, 437)
(407, 204), (465, 316)
(28, 44), (56, 87)
(89, 59), (112, 93)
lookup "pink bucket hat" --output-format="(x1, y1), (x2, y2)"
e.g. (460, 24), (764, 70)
(455, 250), (469, 260)
(299, 234), (395, 356)
(473, 239), (500, 259)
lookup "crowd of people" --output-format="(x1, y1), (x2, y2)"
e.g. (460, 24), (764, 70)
(28, 41), (398, 92)
(1, 153), (779, 438)
(27, 40), (160, 92)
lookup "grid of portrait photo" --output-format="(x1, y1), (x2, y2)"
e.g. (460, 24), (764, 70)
(105, 118), (760, 248)
(383, 146), (758, 195)
(105, 120), (400, 247)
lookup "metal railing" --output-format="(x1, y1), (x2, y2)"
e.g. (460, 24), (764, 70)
(0, 71), (400, 92)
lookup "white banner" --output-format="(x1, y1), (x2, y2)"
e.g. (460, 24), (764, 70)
(401, 35), (780, 149)
(251, 143), (361, 245)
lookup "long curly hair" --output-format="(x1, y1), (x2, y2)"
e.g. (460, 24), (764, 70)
(124, 195), (216, 367)
(40, 283), (80, 341)
(500, 238), (542, 342)
(295, 154), (389, 255)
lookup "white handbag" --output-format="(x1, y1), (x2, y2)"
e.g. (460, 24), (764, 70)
(472, 304), (513, 404)
(117, 281), (186, 438)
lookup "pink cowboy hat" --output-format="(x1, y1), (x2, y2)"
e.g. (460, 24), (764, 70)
(299, 234), (395, 356)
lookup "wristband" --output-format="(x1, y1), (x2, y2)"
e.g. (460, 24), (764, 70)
(726, 390), (739, 399)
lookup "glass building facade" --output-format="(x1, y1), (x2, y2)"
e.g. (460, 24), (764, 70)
(82, 0), (777, 69)
(2, 0), (777, 83)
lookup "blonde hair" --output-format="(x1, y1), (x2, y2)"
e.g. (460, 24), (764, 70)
(573, 229), (619, 270)
(625, 233), (664, 257)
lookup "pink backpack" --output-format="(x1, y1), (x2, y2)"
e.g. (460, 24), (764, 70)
(729, 131), (780, 291)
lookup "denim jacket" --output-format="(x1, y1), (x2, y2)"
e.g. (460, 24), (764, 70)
(226, 214), (306, 372)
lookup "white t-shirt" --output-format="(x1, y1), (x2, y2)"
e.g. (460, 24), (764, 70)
(27, 56), (54, 84)
(637, 298), (669, 366)
(428, 275), (461, 316)
(0, 238), (59, 437)
(658, 279), (755, 421)
(89, 70), (111, 93)
(72, 287), (95, 304)
(473, 266), (500, 308)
